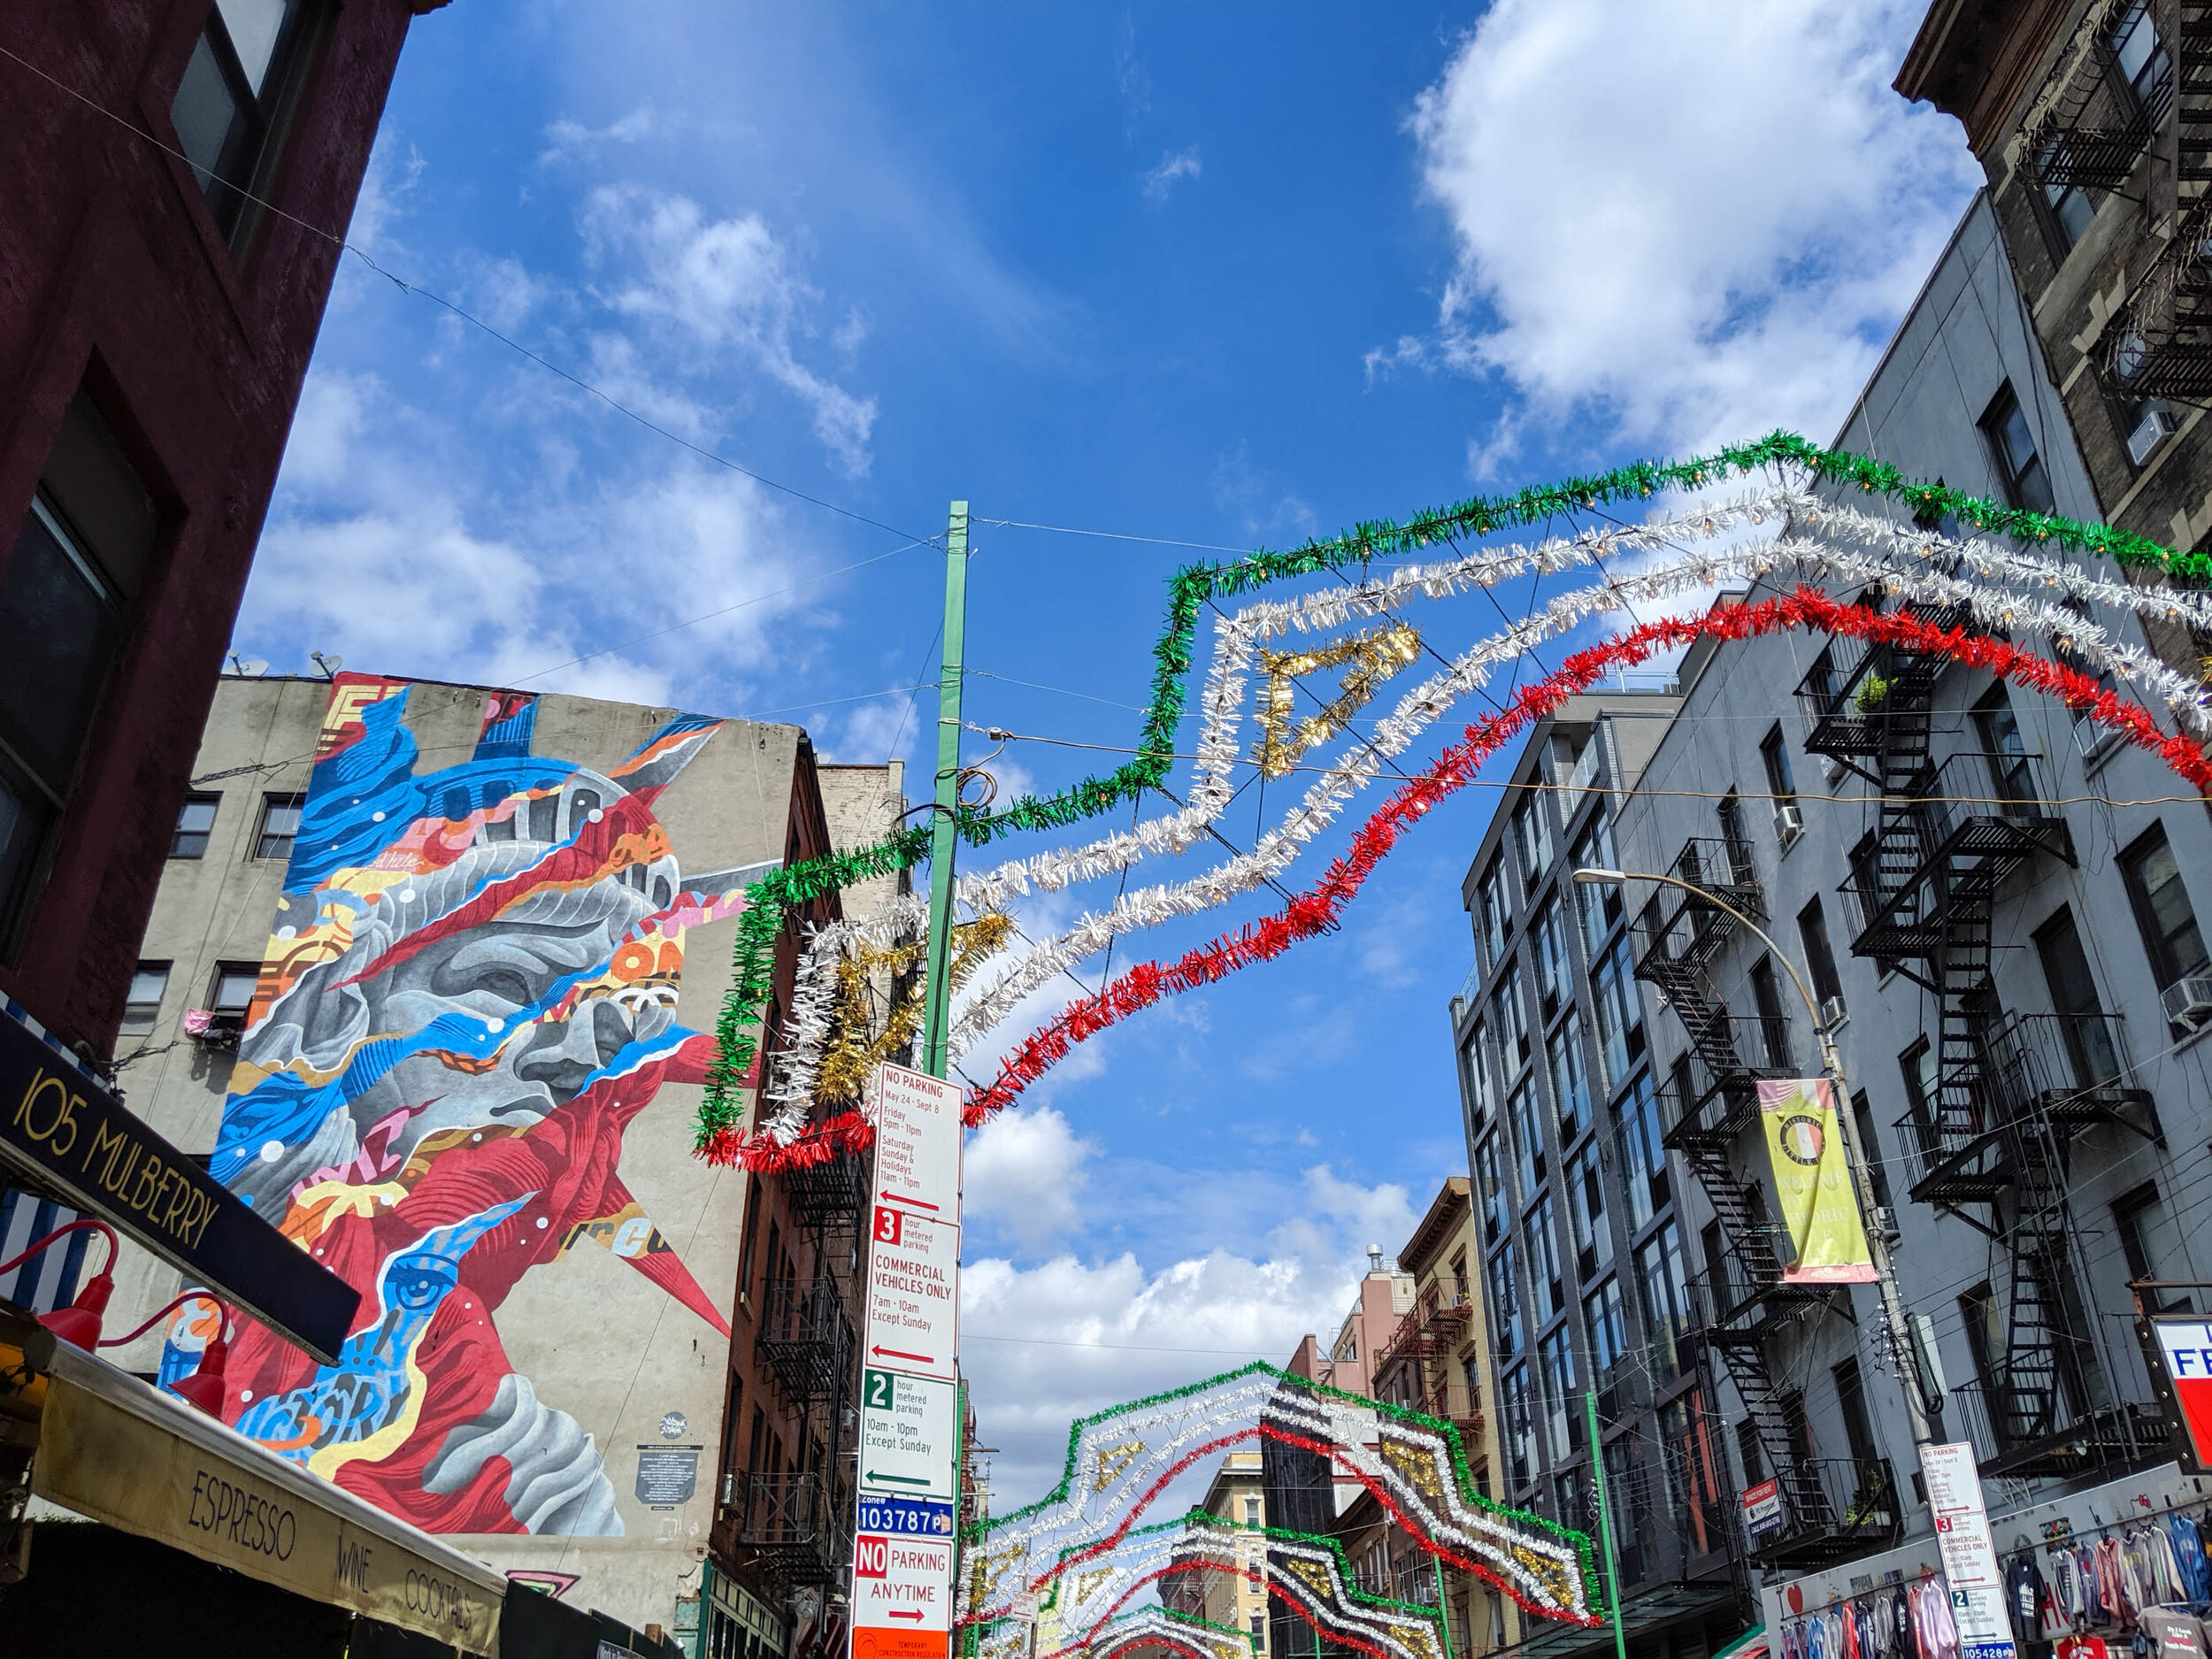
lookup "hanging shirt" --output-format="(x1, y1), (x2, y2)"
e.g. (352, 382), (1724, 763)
(2170, 1515), (2212, 1604)
(2011, 1555), (2048, 1640)
(2058, 1636), (2113, 1659)
(2139, 1613), (2207, 1659)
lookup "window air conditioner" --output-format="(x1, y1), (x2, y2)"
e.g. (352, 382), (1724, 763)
(719, 1471), (741, 1508)
(2128, 401), (2180, 466)
(2161, 975), (2212, 1031)
(1773, 803), (1805, 845)
(1819, 995), (1847, 1031)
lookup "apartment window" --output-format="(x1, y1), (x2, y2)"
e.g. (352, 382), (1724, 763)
(2034, 906), (2121, 1086)
(1899, 1039), (1939, 1153)
(1498, 964), (1531, 1069)
(1799, 899), (1844, 1016)
(1475, 1133), (1510, 1241)
(1489, 1243), (1525, 1361)
(1478, 857), (1509, 966)
(1537, 1325), (1577, 1460)
(2120, 824), (2210, 991)
(2113, 3), (2171, 108)
(1249, 1612), (1264, 1650)
(1572, 810), (1621, 954)
(1554, 1466), (1587, 1534)
(2115, 1183), (2194, 1312)
(1584, 1277), (1628, 1397)
(1590, 935), (1644, 1091)
(1566, 1142), (1610, 1279)
(120, 963), (171, 1035)
(1960, 1283), (2007, 1424)
(1508, 1078), (1543, 1198)
(1511, 797), (1553, 894)
(1463, 1020), (1498, 1125)
(1532, 897), (1570, 1021)
(1833, 1357), (1881, 1474)
(209, 961), (260, 1018)
(1547, 1010), (1591, 1144)
(1748, 956), (1793, 1068)
(1981, 386), (2055, 514)
(1617, 1072), (1667, 1226)
(1735, 1418), (1765, 1488)
(1501, 1364), (1534, 1487)
(255, 792), (304, 862)
(0, 396), (157, 944)
(1659, 1393), (1726, 1556)
(1760, 724), (1796, 811)
(1527, 1194), (1565, 1323)
(1850, 1089), (1892, 1210)
(1636, 1224), (1689, 1380)
(171, 0), (318, 242)
(169, 793), (220, 858)
(1242, 1494), (1261, 1526)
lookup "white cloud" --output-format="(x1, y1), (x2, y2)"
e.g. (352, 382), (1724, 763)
(240, 366), (816, 704)
(958, 1163), (1419, 1506)
(964, 1106), (1097, 1248)
(1142, 146), (1202, 203)
(584, 185), (879, 473)
(539, 107), (662, 167)
(1391, 0), (1978, 453)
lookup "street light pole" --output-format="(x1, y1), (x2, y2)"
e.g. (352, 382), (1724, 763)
(1573, 867), (1935, 1448)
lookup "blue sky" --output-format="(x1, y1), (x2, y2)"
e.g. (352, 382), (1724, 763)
(236, 2), (1976, 1497)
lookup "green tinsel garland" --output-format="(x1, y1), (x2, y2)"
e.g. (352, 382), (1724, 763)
(955, 1359), (1600, 1624)
(696, 431), (2198, 1148)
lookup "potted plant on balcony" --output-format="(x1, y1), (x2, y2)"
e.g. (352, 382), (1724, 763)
(1855, 672), (1893, 714)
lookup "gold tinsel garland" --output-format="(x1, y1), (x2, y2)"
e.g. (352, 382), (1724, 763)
(1252, 622), (1422, 779)
(812, 911), (1016, 1107)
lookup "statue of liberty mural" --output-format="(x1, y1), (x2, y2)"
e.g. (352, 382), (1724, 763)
(169, 679), (772, 1535)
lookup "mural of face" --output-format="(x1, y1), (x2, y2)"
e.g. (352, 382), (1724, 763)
(172, 681), (773, 1537)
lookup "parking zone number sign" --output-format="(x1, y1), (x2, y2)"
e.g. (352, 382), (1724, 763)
(852, 1533), (953, 1659)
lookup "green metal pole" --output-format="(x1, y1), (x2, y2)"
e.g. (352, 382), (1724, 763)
(1586, 1391), (1628, 1659)
(1433, 1567), (1457, 1659)
(920, 502), (971, 1081)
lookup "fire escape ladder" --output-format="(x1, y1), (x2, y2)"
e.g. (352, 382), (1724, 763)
(2178, 1), (2212, 183)
(1993, 1120), (2074, 1448)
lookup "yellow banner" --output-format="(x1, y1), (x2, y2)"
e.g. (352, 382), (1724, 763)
(32, 1375), (500, 1652)
(1757, 1078), (1878, 1285)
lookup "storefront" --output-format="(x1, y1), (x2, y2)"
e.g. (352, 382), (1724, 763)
(1, 1300), (506, 1654)
(704, 1561), (793, 1659)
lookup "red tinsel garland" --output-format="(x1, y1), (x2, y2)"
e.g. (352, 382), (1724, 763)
(704, 588), (2209, 1170)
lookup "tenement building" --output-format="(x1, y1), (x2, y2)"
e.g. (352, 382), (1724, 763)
(1897, 0), (2212, 665)
(88, 668), (901, 1652)
(1606, 166), (2212, 1644)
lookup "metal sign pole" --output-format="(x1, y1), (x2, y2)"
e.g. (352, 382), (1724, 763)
(921, 502), (970, 1081)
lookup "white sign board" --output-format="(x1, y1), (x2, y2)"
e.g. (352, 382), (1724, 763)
(852, 1532), (954, 1657)
(871, 1063), (962, 1221)
(1740, 1478), (1785, 1539)
(862, 1204), (960, 1381)
(860, 1369), (958, 1502)
(1919, 1441), (2016, 1659)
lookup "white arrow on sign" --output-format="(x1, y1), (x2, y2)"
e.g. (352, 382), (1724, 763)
(862, 1203), (959, 1383)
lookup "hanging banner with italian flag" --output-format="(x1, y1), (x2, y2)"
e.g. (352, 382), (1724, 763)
(1758, 1078), (1878, 1284)
(2149, 1317), (2212, 1471)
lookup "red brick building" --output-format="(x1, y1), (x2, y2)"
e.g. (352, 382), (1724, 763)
(0, 0), (448, 1062)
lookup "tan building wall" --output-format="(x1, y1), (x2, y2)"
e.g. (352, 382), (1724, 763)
(1199, 1450), (1270, 1653)
(86, 669), (895, 1639)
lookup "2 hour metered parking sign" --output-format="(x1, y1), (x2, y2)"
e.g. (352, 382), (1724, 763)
(859, 1369), (956, 1502)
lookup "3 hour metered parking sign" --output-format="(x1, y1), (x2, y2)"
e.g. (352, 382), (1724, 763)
(863, 1204), (958, 1382)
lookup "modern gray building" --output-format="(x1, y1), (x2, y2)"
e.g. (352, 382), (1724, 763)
(1449, 678), (1760, 1659)
(1609, 188), (2212, 1609)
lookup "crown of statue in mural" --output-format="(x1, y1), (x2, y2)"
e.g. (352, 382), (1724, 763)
(956, 1363), (1603, 1658)
(695, 434), (2212, 1169)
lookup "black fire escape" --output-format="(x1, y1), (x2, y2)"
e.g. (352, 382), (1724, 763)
(1795, 618), (2162, 1480)
(1635, 835), (1897, 1569)
(745, 1161), (866, 1587)
(2052, 1), (2212, 398)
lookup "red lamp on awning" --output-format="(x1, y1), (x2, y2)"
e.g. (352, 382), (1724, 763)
(0, 1217), (119, 1350)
